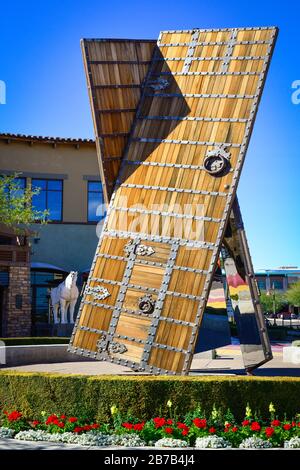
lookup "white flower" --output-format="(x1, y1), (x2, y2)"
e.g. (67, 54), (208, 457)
(284, 437), (300, 449)
(166, 400), (172, 408)
(109, 433), (146, 447)
(195, 436), (231, 448)
(239, 437), (272, 449)
(155, 438), (188, 448)
(0, 427), (15, 439)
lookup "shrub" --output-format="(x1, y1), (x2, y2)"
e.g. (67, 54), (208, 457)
(1, 372), (300, 422)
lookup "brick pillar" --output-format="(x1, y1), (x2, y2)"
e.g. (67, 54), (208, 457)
(6, 266), (31, 337)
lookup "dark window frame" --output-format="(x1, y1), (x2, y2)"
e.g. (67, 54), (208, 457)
(31, 178), (63, 222)
(87, 180), (105, 223)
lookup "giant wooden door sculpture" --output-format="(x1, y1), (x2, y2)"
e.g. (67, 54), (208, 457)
(69, 27), (278, 374)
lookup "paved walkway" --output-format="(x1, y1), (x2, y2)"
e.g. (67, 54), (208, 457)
(1, 345), (299, 376)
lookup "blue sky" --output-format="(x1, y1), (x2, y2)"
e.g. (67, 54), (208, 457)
(0, 0), (299, 269)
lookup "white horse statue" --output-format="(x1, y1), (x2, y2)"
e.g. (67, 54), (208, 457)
(50, 271), (79, 324)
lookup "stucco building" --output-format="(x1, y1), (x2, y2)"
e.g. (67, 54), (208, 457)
(0, 133), (102, 335)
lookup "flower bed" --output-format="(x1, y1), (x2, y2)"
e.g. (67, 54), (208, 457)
(1, 402), (300, 448)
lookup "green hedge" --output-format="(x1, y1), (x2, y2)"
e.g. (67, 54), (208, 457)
(0, 337), (69, 346)
(0, 372), (300, 421)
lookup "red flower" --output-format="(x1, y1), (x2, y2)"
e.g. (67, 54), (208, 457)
(133, 423), (144, 431)
(292, 421), (296, 427)
(283, 424), (291, 431)
(91, 423), (100, 429)
(225, 423), (231, 428)
(177, 422), (188, 431)
(57, 422), (65, 428)
(32, 420), (40, 427)
(122, 422), (133, 430)
(166, 419), (173, 425)
(153, 417), (166, 428)
(193, 418), (207, 429)
(60, 414), (67, 420)
(182, 429), (188, 436)
(46, 414), (59, 425)
(265, 427), (274, 438)
(271, 420), (280, 427)
(83, 425), (92, 431)
(297, 422), (300, 428)
(250, 422), (261, 432)
(165, 427), (173, 434)
(68, 417), (78, 423)
(209, 427), (216, 434)
(7, 411), (22, 422)
(74, 426), (83, 433)
(232, 427), (238, 433)
(242, 420), (250, 426)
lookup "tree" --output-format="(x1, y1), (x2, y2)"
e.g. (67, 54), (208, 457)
(259, 291), (287, 314)
(285, 281), (300, 307)
(0, 173), (48, 232)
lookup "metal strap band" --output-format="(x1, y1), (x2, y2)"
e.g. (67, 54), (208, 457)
(221, 29), (238, 73)
(68, 345), (175, 375)
(102, 229), (217, 249)
(96, 253), (208, 275)
(153, 55), (267, 62)
(97, 108), (136, 114)
(99, 132), (128, 138)
(182, 30), (199, 74)
(144, 92), (255, 99)
(137, 115), (248, 123)
(124, 160), (235, 172)
(78, 326), (188, 354)
(111, 205), (222, 222)
(118, 182), (228, 196)
(159, 27), (276, 33)
(131, 137), (241, 148)
(140, 242), (180, 368)
(159, 40), (273, 47)
(151, 71), (260, 76)
(92, 84), (141, 89)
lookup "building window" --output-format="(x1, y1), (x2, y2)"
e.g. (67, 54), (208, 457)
(32, 179), (63, 221)
(257, 278), (266, 291)
(270, 277), (284, 290)
(87, 181), (105, 222)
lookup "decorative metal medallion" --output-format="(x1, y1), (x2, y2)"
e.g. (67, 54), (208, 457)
(108, 341), (128, 354)
(124, 240), (134, 256)
(146, 78), (169, 91)
(135, 244), (155, 256)
(124, 240), (155, 257)
(96, 333), (127, 355)
(96, 333), (108, 353)
(85, 285), (110, 300)
(138, 294), (156, 315)
(203, 145), (231, 176)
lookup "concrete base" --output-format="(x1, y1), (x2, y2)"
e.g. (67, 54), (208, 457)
(282, 346), (300, 364)
(0, 344), (96, 367)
